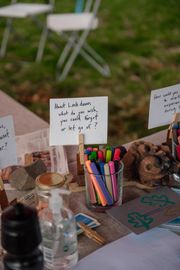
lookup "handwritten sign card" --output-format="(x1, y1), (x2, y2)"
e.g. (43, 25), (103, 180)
(50, 97), (108, 145)
(0, 115), (17, 169)
(148, 84), (180, 129)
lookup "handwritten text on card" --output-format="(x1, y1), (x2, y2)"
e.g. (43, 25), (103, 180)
(50, 97), (108, 145)
(0, 124), (9, 151)
(0, 115), (17, 169)
(148, 84), (180, 129)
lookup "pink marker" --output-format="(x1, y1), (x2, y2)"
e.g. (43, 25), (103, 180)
(108, 161), (118, 201)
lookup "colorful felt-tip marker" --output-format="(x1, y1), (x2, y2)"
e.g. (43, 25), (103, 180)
(99, 161), (105, 183)
(106, 150), (112, 163)
(86, 171), (97, 204)
(98, 150), (104, 162)
(104, 163), (113, 199)
(113, 148), (121, 161)
(89, 151), (97, 161)
(108, 161), (118, 201)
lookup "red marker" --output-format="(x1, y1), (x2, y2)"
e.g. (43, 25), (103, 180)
(98, 150), (104, 161)
(113, 148), (121, 161)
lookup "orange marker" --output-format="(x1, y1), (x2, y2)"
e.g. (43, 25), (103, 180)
(86, 171), (97, 204)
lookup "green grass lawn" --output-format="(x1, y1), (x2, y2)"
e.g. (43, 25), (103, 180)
(0, 0), (179, 144)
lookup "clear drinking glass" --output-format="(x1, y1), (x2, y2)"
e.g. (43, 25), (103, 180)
(84, 161), (124, 212)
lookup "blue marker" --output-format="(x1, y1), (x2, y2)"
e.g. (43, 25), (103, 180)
(84, 149), (92, 155)
(99, 161), (105, 183)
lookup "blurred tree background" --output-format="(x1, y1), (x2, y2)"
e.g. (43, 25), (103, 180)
(0, 0), (179, 144)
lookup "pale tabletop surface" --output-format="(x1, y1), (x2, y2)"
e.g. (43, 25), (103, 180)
(0, 90), (49, 135)
(0, 90), (169, 259)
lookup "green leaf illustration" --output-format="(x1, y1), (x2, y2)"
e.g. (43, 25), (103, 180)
(140, 195), (175, 207)
(128, 212), (154, 230)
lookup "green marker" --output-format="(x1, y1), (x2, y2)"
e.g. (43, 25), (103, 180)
(106, 150), (112, 163)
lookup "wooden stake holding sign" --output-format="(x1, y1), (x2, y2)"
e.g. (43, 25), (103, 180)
(76, 134), (85, 185)
(79, 134), (85, 165)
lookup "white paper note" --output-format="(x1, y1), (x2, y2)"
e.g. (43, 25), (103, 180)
(148, 84), (180, 129)
(0, 115), (17, 169)
(50, 97), (108, 145)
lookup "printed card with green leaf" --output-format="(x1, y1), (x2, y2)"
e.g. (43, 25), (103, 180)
(107, 187), (180, 234)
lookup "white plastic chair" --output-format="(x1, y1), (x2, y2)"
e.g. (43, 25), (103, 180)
(0, 0), (54, 61)
(45, 0), (110, 81)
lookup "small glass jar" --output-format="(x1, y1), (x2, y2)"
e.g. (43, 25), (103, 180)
(35, 172), (65, 212)
(84, 161), (124, 212)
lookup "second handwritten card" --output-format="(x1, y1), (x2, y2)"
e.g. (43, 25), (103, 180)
(0, 115), (17, 169)
(148, 84), (180, 129)
(50, 97), (108, 145)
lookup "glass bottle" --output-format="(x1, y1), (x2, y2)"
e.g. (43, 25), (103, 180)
(40, 189), (78, 270)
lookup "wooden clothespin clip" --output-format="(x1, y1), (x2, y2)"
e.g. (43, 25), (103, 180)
(76, 134), (85, 186)
(79, 133), (85, 166)
(24, 153), (33, 166)
(0, 175), (9, 210)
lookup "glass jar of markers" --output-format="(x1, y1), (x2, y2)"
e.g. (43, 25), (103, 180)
(84, 146), (125, 212)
